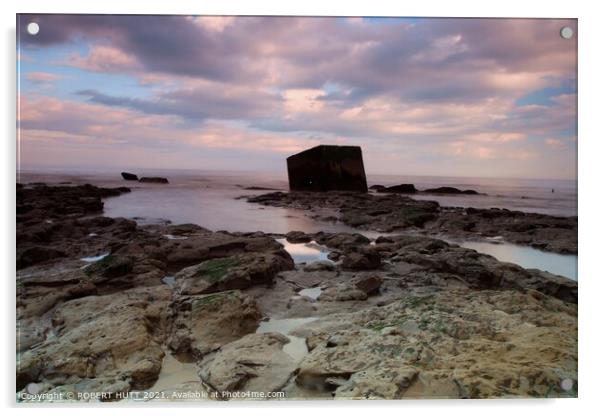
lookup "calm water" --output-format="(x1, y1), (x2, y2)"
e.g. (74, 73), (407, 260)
(460, 241), (577, 281)
(371, 174), (576, 217)
(18, 169), (577, 279)
(256, 317), (319, 362)
(276, 239), (331, 264)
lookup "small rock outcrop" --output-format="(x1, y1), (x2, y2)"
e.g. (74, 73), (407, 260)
(121, 172), (139, 181)
(378, 184), (417, 194)
(424, 186), (479, 195)
(139, 177), (169, 184)
(287, 145), (368, 192)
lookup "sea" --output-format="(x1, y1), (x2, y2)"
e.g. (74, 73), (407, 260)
(17, 168), (578, 280)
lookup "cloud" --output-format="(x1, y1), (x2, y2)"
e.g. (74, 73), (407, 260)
(17, 15), (577, 178)
(25, 71), (62, 84)
(63, 45), (141, 72)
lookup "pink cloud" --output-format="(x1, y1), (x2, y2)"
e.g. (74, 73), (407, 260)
(25, 71), (62, 84)
(63, 45), (141, 73)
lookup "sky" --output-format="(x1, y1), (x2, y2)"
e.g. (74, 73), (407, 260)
(17, 15), (577, 179)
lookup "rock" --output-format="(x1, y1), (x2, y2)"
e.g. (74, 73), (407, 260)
(320, 286), (368, 302)
(303, 261), (336, 272)
(121, 172), (139, 181)
(17, 246), (66, 269)
(287, 145), (368, 192)
(334, 364), (419, 399)
(369, 185), (387, 191)
(296, 289), (577, 398)
(244, 186), (281, 191)
(319, 274), (382, 301)
(198, 332), (297, 396)
(168, 290), (261, 358)
(139, 177), (169, 184)
(174, 252), (294, 295)
(424, 186), (478, 195)
(341, 247), (381, 270)
(17, 286), (170, 391)
(351, 274), (383, 295)
(378, 184), (417, 194)
(321, 233), (370, 250)
(83, 254), (134, 279)
(285, 230), (312, 243)
(246, 191), (576, 254)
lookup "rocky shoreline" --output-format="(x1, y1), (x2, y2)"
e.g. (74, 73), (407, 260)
(16, 183), (577, 401)
(247, 191), (577, 254)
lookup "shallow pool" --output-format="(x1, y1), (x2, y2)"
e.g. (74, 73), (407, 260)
(256, 317), (319, 362)
(460, 241), (577, 281)
(276, 239), (330, 264)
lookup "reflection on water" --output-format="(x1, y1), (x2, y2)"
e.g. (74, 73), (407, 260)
(460, 241), (577, 281)
(161, 276), (176, 288)
(80, 253), (109, 262)
(256, 317), (319, 362)
(298, 287), (322, 301)
(276, 239), (330, 264)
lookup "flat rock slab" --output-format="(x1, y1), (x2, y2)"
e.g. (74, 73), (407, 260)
(198, 332), (297, 397)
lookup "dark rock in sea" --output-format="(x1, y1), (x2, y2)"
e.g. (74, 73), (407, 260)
(121, 172), (139, 181)
(424, 186), (479, 195)
(287, 145), (368, 192)
(139, 177), (169, 184)
(244, 186), (281, 191)
(378, 184), (417, 194)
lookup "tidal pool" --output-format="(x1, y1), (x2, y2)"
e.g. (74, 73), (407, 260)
(460, 241), (577, 281)
(256, 317), (319, 362)
(298, 287), (322, 301)
(276, 239), (330, 264)
(80, 253), (110, 262)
